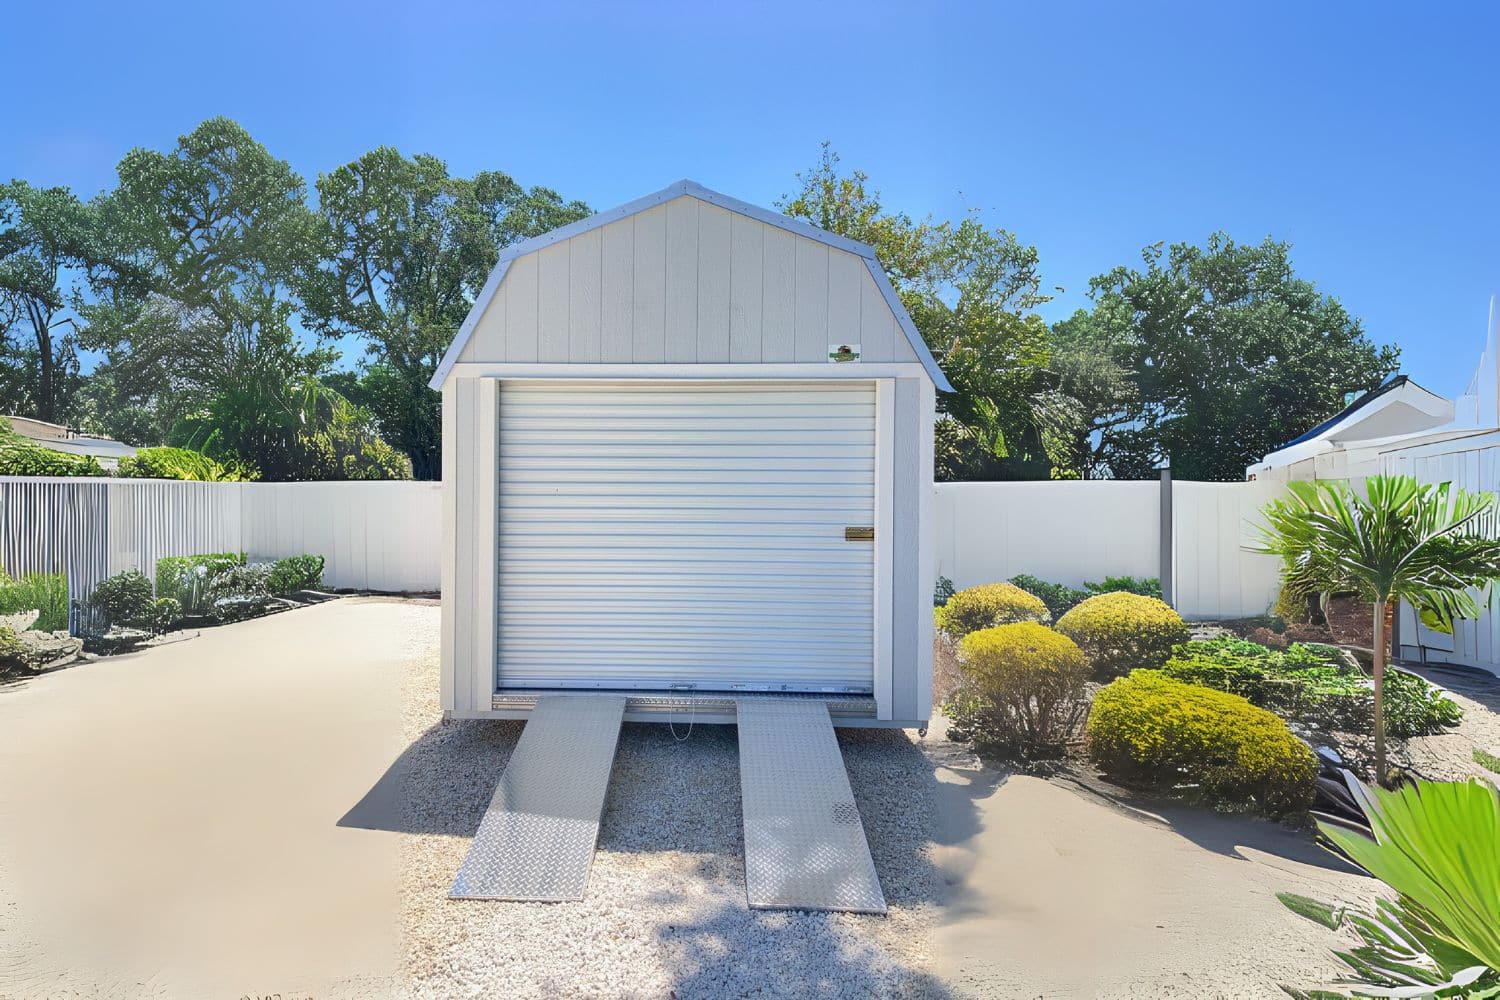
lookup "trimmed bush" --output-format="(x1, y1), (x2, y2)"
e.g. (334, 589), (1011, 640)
(934, 582), (1051, 639)
(1084, 575), (1162, 600)
(948, 622), (1090, 756)
(155, 552), (247, 616)
(0, 625), (22, 660)
(267, 555), (324, 595)
(0, 571), (69, 632)
(206, 563), (272, 622)
(1008, 574), (1089, 619)
(1055, 592), (1188, 677)
(89, 570), (156, 628)
(1087, 670), (1317, 816)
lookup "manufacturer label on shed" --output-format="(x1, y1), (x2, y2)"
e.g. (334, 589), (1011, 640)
(827, 343), (861, 363)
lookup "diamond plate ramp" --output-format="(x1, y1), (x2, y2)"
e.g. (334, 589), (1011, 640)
(450, 695), (626, 901)
(736, 699), (887, 914)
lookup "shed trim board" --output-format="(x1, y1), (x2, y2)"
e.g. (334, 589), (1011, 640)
(428, 180), (952, 393)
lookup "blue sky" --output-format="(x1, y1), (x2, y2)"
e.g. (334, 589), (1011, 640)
(6, 0), (1497, 396)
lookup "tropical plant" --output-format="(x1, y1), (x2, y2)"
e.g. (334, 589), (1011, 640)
(155, 552), (247, 616)
(1055, 591), (1188, 677)
(1087, 669), (1318, 816)
(1280, 775), (1500, 997)
(0, 570), (69, 632)
(947, 622), (1090, 756)
(116, 446), (252, 482)
(934, 582), (1051, 638)
(1256, 475), (1500, 784)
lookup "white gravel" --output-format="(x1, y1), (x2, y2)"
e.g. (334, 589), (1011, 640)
(394, 612), (944, 999)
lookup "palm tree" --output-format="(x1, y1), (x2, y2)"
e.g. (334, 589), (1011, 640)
(1255, 475), (1500, 785)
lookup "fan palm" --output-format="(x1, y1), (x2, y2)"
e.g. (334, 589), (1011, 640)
(1255, 475), (1500, 785)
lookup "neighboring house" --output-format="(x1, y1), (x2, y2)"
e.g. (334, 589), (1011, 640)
(429, 180), (949, 729)
(4, 416), (137, 471)
(1248, 298), (1500, 484)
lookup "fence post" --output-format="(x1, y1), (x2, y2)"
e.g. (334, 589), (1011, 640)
(1159, 467), (1174, 608)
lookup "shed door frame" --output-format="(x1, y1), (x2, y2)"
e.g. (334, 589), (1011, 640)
(488, 375), (894, 708)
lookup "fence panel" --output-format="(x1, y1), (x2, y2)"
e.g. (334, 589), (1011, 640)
(934, 481), (1162, 592)
(1169, 480), (1283, 620)
(239, 482), (442, 592)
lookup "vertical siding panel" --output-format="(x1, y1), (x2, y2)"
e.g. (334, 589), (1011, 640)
(632, 205), (667, 362)
(793, 237), (830, 362)
(827, 251), (862, 352)
(729, 214), (764, 363)
(504, 253), (539, 362)
(600, 219), (634, 362)
(536, 242), (570, 361)
(761, 228), (796, 361)
(858, 267), (895, 361)
(568, 227), (603, 362)
(663, 197), (699, 362)
(696, 202), (732, 362)
(890, 378), (921, 721)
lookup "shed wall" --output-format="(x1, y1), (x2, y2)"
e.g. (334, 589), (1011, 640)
(455, 196), (917, 368)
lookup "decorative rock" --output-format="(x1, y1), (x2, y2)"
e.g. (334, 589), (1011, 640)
(5, 629), (84, 673)
(0, 609), (40, 633)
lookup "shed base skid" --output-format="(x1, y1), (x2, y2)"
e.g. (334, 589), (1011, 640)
(455, 690), (928, 729)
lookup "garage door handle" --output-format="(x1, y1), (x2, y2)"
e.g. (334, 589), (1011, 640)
(844, 526), (874, 541)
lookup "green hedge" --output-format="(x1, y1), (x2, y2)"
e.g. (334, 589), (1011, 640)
(116, 446), (252, 482)
(1088, 669), (1318, 816)
(267, 555), (324, 595)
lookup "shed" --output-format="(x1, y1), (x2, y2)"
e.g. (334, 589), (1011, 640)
(429, 180), (949, 728)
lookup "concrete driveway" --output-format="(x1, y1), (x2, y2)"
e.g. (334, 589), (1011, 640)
(0, 598), (424, 1000)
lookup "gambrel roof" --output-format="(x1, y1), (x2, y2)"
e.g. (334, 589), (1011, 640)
(428, 179), (952, 391)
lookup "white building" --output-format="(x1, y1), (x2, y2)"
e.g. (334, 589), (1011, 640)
(428, 181), (948, 727)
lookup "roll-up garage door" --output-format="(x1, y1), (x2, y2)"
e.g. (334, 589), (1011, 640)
(496, 381), (876, 693)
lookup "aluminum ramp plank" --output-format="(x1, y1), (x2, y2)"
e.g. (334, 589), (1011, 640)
(736, 698), (887, 914)
(449, 694), (626, 901)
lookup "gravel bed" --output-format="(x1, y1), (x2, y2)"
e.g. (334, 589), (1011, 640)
(394, 615), (944, 999)
(1403, 665), (1500, 782)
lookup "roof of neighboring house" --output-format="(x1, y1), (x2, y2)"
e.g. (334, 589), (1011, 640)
(1275, 376), (1430, 449)
(427, 179), (952, 393)
(3, 415), (137, 463)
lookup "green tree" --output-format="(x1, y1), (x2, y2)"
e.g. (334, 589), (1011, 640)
(81, 117), (327, 443)
(0, 181), (100, 423)
(301, 147), (589, 478)
(1085, 234), (1397, 480)
(781, 147), (1057, 480)
(1046, 306), (1138, 479)
(1255, 475), (1500, 784)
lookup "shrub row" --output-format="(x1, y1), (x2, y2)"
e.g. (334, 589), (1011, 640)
(89, 552), (324, 632)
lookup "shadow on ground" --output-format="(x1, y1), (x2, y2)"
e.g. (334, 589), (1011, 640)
(350, 715), (962, 997)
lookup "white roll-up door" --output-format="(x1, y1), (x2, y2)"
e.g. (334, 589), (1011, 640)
(496, 380), (876, 693)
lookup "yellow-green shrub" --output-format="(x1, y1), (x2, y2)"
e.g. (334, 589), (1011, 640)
(1087, 670), (1317, 816)
(948, 622), (1089, 755)
(935, 582), (1050, 638)
(1055, 591), (1188, 677)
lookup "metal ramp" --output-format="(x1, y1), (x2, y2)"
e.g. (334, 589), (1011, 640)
(736, 699), (887, 914)
(450, 694), (625, 901)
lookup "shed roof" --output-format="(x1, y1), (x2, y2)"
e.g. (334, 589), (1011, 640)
(428, 180), (952, 392)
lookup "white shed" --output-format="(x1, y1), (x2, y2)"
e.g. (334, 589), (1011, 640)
(429, 180), (950, 728)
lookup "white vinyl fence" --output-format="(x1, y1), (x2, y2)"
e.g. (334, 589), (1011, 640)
(934, 479), (1285, 620)
(6, 475), (1282, 633)
(1, 478), (441, 630)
